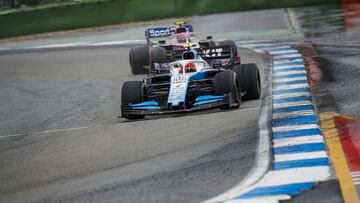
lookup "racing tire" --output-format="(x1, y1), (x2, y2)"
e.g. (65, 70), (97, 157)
(121, 81), (145, 119)
(218, 40), (238, 57)
(213, 70), (241, 109)
(129, 46), (149, 75)
(149, 47), (167, 74)
(233, 63), (261, 101)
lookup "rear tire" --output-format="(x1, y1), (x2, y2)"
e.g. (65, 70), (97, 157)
(234, 63), (261, 100)
(213, 71), (241, 109)
(129, 46), (149, 75)
(121, 81), (145, 119)
(149, 47), (167, 73)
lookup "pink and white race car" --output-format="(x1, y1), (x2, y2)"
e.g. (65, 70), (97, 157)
(128, 22), (240, 75)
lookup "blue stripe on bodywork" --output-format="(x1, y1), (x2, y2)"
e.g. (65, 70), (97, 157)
(273, 96), (311, 104)
(189, 72), (206, 81)
(234, 182), (315, 199)
(129, 101), (161, 110)
(129, 101), (159, 107)
(274, 128), (322, 139)
(273, 73), (307, 79)
(273, 87), (309, 95)
(274, 158), (329, 170)
(193, 95), (225, 106)
(195, 95), (225, 102)
(274, 143), (326, 155)
(194, 99), (224, 105)
(272, 115), (318, 127)
(273, 67), (305, 73)
(131, 106), (160, 110)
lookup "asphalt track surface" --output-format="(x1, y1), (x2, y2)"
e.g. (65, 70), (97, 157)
(0, 47), (264, 203)
(0, 10), (288, 203)
(2, 6), (355, 203)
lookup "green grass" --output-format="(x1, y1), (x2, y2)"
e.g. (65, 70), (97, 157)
(0, 0), (340, 39)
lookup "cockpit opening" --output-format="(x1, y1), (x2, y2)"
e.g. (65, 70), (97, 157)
(182, 51), (195, 60)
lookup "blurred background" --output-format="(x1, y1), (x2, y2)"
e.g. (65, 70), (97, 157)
(0, 0), (356, 39)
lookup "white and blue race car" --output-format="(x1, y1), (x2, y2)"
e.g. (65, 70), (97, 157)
(121, 44), (260, 119)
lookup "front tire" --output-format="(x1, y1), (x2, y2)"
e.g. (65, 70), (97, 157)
(121, 81), (145, 119)
(213, 70), (241, 109)
(234, 63), (261, 101)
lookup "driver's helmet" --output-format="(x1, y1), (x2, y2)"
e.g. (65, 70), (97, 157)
(180, 63), (196, 73)
(175, 27), (187, 34)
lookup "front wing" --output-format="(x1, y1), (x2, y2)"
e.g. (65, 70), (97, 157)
(120, 93), (237, 117)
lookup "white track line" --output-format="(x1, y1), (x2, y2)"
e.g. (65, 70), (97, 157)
(273, 70), (306, 76)
(273, 65), (305, 70)
(274, 59), (303, 64)
(273, 54), (302, 59)
(255, 167), (330, 187)
(273, 83), (308, 90)
(273, 136), (324, 148)
(275, 151), (328, 162)
(273, 101), (312, 108)
(273, 111), (316, 119)
(272, 92), (311, 99)
(92, 40), (146, 46)
(264, 46), (292, 50)
(0, 126), (89, 138)
(33, 42), (90, 49)
(273, 77), (307, 83)
(226, 195), (290, 203)
(350, 171), (360, 175)
(269, 50), (297, 54)
(272, 124), (320, 133)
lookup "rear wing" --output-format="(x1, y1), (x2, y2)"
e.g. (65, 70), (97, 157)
(145, 25), (194, 41)
(145, 27), (172, 40)
(201, 45), (232, 60)
(172, 45), (232, 61)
